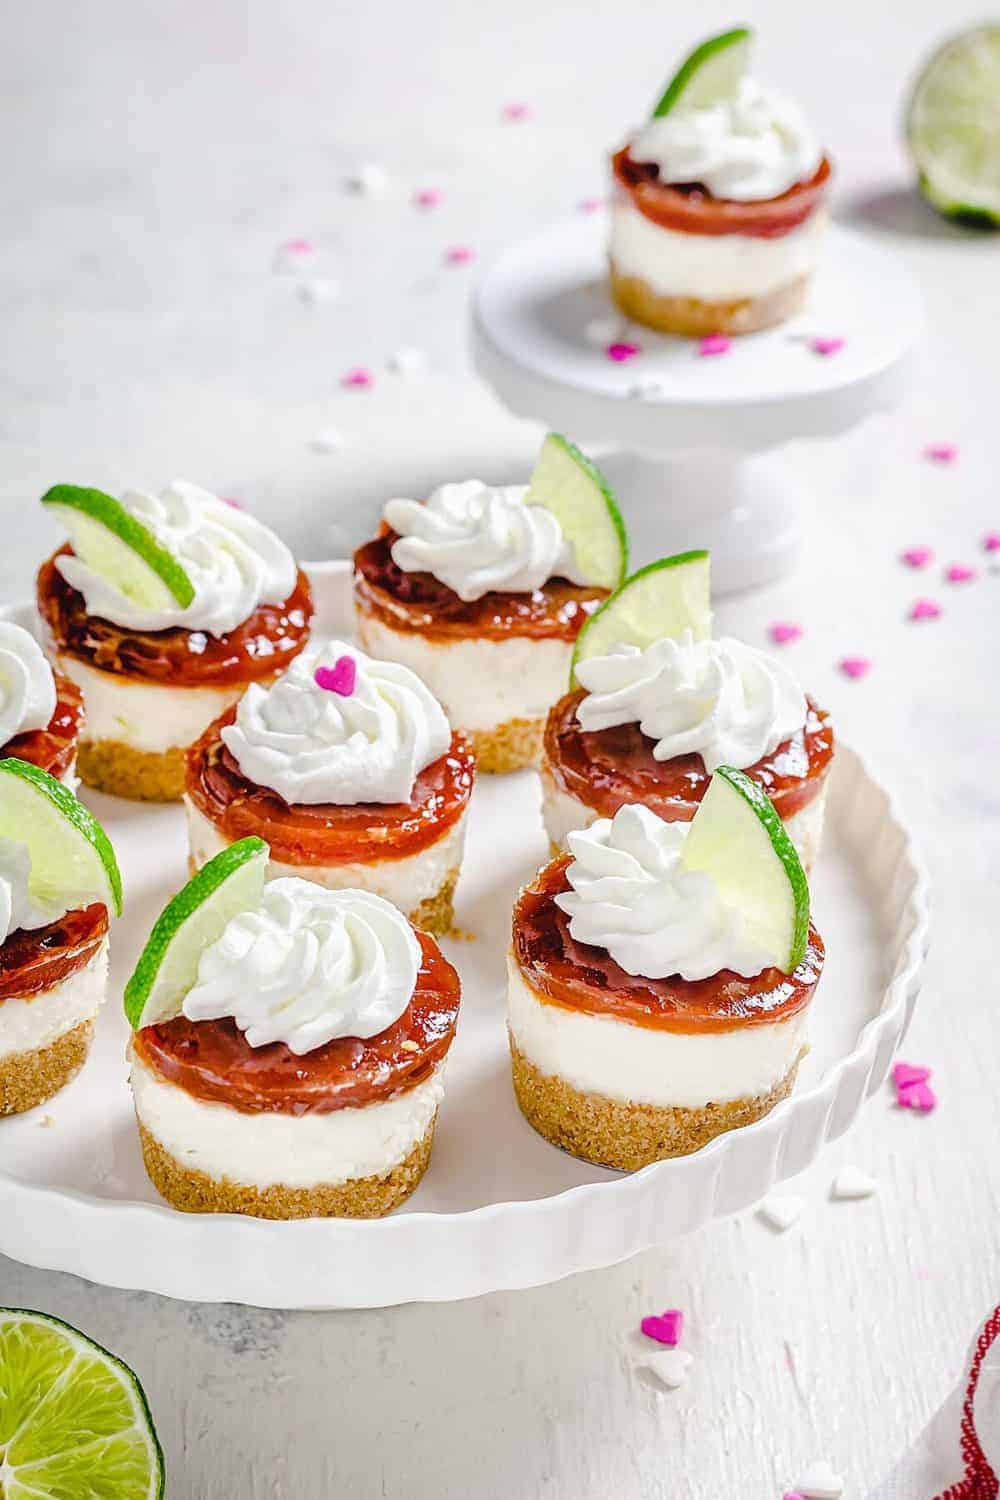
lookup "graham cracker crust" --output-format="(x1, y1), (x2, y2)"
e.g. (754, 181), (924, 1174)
(79, 738), (187, 802)
(467, 717), (544, 774)
(0, 1018), (95, 1116)
(137, 1117), (436, 1218)
(509, 1037), (801, 1169)
(609, 263), (810, 337)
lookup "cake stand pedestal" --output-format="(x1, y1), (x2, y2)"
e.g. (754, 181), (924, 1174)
(472, 219), (921, 594)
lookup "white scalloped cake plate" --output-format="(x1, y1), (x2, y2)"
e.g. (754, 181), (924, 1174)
(0, 563), (929, 1309)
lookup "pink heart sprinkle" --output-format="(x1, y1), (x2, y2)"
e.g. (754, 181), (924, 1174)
(839, 656), (871, 680)
(983, 531), (1000, 553)
(893, 1062), (931, 1089)
(811, 336), (845, 356)
(606, 341), (640, 363)
(640, 1309), (684, 1346)
(341, 366), (373, 388)
(769, 621), (802, 646)
(783, 1493), (807, 1500)
(901, 546), (933, 569)
(908, 597), (941, 622)
(283, 237), (315, 255)
(578, 196), (607, 213)
(501, 102), (530, 121)
(314, 656), (357, 696)
(945, 562), (977, 583)
(444, 244), (474, 265)
(699, 334), (731, 356)
(898, 1079), (937, 1113)
(413, 187), (443, 209)
(924, 442), (958, 464)
(221, 496), (245, 510)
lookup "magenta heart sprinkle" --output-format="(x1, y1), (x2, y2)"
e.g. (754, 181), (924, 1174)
(909, 598), (941, 622)
(640, 1309), (683, 1345)
(811, 336), (845, 356)
(444, 244), (474, 265)
(283, 237), (316, 255)
(413, 187), (443, 209)
(341, 366), (373, 389)
(501, 101), (530, 121)
(901, 546), (933, 569)
(839, 656), (871, 680)
(221, 496), (245, 510)
(898, 1079), (937, 1113)
(893, 1062), (931, 1090)
(783, 1493), (807, 1500)
(698, 334), (731, 356)
(769, 621), (802, 646)
(607, 341), (640, 362)
(983, 531), (1000, 553)
(945, 562), (977, 583)
(314, 656), (357, 697)
(924, 442), (958, 464)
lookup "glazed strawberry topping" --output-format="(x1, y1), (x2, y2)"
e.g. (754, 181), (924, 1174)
(36, 548), (313, 688)
(612, 147), (832, 238)
(514, 857), (823, 1034)
(544, 691), (833, 823)
(353, 531), (606, 642)
(133, 930), (461, 1114)
(0, 903), (108, 1002)
(185, 707), (474, 864)
(1, 673), (83, 782)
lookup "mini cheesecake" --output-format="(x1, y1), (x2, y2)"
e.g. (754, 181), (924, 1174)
(184, 642), (474, 935)
(609, 29), (831, 336)
(36, 481), (312, 802)
(0, 623), (83, 787)
(127, 856), (461, 1219)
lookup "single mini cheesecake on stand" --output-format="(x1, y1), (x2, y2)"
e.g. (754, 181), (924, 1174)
(509, 771), (824, 1168)
(0, 622), (83, 787)
(540, 551), (833, 873)
(36, 481), (313, 802)
(184, 639), (474, 935)
(354, 433), (627, 773)
(609, 27), (832, 336)
(125, 839), (461, 1218)
(0, 759), (122, 1116)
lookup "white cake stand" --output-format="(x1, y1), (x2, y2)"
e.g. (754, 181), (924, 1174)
(472, 218), (922, 593)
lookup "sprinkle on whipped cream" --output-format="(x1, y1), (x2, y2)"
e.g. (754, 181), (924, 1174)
(182, 878), (420, 1053)
(221, 639), (451, 806)
(0, 623), (56, 748)
(575, 631), (807, 773)
(384, 480), (589, 603)
(55, 481), (297, 637)
(555, 803), (773, 982)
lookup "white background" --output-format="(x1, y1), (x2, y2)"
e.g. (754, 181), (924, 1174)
(1, 1), (998, 1495)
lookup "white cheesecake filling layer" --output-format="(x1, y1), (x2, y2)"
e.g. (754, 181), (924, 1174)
(540, 763), (827, 875)
(355, 612), (573, 733)
(130, 1048), (444, 1189)
(0, 940), (108, 1059)
(184, 798), (466, 908)
(52, 654), (244, 755)
(507, 956), (808, 1109)
(609, 201), (827, 300)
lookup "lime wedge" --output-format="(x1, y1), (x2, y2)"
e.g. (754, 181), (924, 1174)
(525, 434), (628, 591)
(124, 837), (268, 1029)
(41, 485), (195, 611)
(906, 26), (1000, 225)
(682, 766), (809, 973)
(571, 550), (711, 682)
(652, 27), (753, 118)
(0, 1307), (163, 1498)
(0, 758), (122, 920)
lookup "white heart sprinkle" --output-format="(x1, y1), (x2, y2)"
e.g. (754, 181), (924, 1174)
(629, 379), (665, 400)
(644, 1348), (693, 1390)
(583, 316), (623, 348)
(796, 1458), (844, 1497)
(831, 1166), (877, 1201)
(387, 346), (427, 375)
(347, 163), (388, 196)
(297, 278), (340, 306)
(310, 427), (344, 454)
(757, 1195), (804, 1232)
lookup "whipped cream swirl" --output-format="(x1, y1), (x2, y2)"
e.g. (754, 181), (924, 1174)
(555, 804), (770, 982)
(0, 623), (56, 747)
(0, 838), (66, 942)
(221, 639), (451, 806)
(182, 879), (420, 1054)
(56, 481), (297, 635)
(630, 78), (821, 202)
(384, 481), (588, 603)
(576, 631), (806, 772)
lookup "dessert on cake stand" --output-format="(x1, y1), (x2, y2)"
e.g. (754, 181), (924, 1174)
(472, 215), (921, 593)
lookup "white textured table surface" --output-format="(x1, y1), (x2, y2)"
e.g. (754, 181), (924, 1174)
(1, 2), (998, 1495)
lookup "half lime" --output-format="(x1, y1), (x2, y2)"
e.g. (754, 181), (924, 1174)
(906, 26), (1000, 225)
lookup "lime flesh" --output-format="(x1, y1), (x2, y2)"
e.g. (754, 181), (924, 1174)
(652, 27), (753, 118)
(0, 1308), (163, 1499)
(571, 550), (711, 684)
(525, 434), (628, 591)
(906, 26), (1000, 224)
(0, 759), (122, 920)
(41, 486), (195, 610)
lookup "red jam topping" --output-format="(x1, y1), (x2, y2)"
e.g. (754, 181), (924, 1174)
(513, 857), (823, 1035)
(1, 674), (83, 782)
(545, 691), (833, 823)
(0, 903), (108, 1003)
(133, 931), (461, 1115)
(612, 147), (832, 239)
(186, 707), (475, 864)
(36, 548), (313, 688)
(353, 531), (607, 643)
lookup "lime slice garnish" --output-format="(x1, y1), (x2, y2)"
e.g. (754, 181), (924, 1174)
(124, 837), (268, 1029)
(0, 1307), (164, 1499)
(571, 550), (711, 683)
(0, 758), (122, 919)
(41, 485), (195, 611)
(651, 27), (753, 118)
(682, 766), (809, 973)
(906, 25), (1000, 225)
(525, 434), (629, 591)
